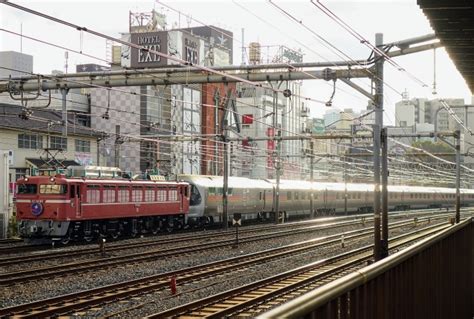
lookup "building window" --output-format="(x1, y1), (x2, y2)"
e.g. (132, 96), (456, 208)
(15, 168), (29, 181)
(18, 134), (43, 149)
(75, 139), (91, 153)
(50, 136), (67, 150)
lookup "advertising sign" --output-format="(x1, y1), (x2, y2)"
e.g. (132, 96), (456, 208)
(183, 33), (200, 65)
(130, 31), (168, 68)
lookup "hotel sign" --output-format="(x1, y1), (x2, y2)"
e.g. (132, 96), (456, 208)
(130, 31), (168, 68)
(183, 34), (200, 65)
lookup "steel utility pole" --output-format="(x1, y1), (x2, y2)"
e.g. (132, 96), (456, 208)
(373, 33), (384, 261)
(222, 112), (230, 231)
(272, 81), (284, 224)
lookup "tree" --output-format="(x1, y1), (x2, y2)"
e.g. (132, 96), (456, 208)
(409, 140), (455, 163)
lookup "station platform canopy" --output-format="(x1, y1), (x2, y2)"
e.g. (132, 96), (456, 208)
(418, 0), (474, 93)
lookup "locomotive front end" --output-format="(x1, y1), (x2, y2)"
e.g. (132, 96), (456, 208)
(16, 175), (72, 240)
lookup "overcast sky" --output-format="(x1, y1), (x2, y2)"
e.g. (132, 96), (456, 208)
(1, 0), (472, 124)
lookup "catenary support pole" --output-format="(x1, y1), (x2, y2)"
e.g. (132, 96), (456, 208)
(373, 33), (384, 261)
(223, 120), (229, 230)
(272, 81), (284, 224)
(381, 127), (389, 258)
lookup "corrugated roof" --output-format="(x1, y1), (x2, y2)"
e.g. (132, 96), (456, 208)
(0, 103), (100, 137)
(418, 0), (474, 93)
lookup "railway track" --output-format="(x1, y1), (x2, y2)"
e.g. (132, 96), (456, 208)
(0, 211), (450, 286)
(0, 239), (22, 245)
(148, 222), (449, 318)
(0, 217), (376, 269)
(0, 217), (448, 318)
(0, 218), (377, 284)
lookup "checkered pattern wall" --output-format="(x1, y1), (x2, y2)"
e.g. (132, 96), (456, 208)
(90, 87), (141, 173)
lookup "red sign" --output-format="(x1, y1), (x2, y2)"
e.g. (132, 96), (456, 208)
(242, 114), (254, 124)
(267, 127), (275, 137)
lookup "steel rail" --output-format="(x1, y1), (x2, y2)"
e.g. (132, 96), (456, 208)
(147, 223), (450, 318)
(0, 217), (442, 318)
(0, 217), (396, 285)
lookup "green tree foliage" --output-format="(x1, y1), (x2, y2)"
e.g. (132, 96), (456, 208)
(409, 140), (455, 163)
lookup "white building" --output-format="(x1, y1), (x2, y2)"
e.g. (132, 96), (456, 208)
(0, 51), (33, 79)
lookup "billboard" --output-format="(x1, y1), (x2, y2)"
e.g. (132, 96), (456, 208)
(130, 31), (168, 68)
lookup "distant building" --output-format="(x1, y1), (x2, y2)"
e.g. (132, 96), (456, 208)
(0, 51), (33, 79)
(107, 15), (235, 176)
(395, 97), (474, 165)
(0, 103), (100, 182)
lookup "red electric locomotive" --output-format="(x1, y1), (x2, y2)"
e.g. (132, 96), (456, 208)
(16, 166), (190, 243)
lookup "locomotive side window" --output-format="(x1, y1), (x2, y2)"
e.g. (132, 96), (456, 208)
(132, 186), (143, 202)
(169, 189), (178, 201)
(157, 188), (166, 202)
(103, 185), (116, 203)
(86, 185), (100, 203)
(118, 186), (129, 202)
(17, 184), (37, 194)
(145, 186), (155, 202)
(40, 184), (67, 194)
(287, 192), (292, 200)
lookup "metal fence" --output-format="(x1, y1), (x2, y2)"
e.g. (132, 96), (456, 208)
(259, 217), (473, 319)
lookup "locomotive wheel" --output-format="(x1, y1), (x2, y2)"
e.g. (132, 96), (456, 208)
(84, 236), (93, 243)
(174, 220), (183, 231)
(111, 232), (119, 240)
(60, 237), (71, 245)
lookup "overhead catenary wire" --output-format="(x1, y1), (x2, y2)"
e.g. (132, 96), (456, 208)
(310, 0), (430, 88)
(1, 0), (336, 108)
(0, 1), (466, 185)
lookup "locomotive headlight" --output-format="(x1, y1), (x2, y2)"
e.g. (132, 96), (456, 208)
(50, 177), (55, 182)
(24, 177), (29, 182)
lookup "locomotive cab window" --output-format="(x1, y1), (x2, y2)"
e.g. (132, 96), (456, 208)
(40, 184), (67, 194)
(17, 184), (37, 194)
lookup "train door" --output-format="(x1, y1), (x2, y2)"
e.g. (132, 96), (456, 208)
(70, 183), (82, 218)
(261, 190), (266, 210)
